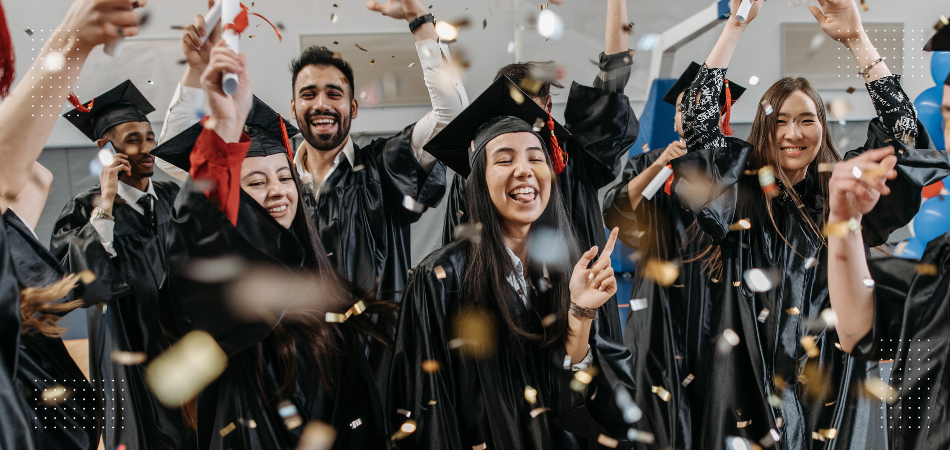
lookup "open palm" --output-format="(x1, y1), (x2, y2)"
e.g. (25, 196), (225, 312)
(809, 0), (865, 43)
(366, 0), (426, 21)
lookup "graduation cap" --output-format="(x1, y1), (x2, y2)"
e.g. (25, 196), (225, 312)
(424, 76), (571, 178)
(662, 62), (746, 136)
(152, 96), (299, 172)
(924, 17), (950, 86)
(64, 80), (156, 141)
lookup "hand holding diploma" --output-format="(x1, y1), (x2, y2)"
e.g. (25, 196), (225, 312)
(221, 0), (241, 95)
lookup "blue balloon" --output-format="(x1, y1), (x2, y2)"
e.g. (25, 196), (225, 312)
(915, 86), (946, 151)
(896, 237), (926, 259)
(932, 51), (950, 87)
(913, 196), (950, 244)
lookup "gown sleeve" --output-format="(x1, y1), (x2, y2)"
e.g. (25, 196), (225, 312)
(603, 150), (679, 251)
(441, 172), (468, 246)
(842, 76), (950, 246)
(369, 125), (448, 225)
(592, 51), (634, 94)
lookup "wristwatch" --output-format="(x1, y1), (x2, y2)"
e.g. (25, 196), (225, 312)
(92, 207), (115, 222)
(409, 14), (435, 33)
(569, 302), (597, 320)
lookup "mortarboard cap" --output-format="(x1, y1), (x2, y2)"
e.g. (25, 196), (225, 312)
(924, 17), (949, 52)
(152, 96), (299, 172)
(662, 62), (746, 108)
(423, 76), (571, 178)
(64, 80), (155, 141)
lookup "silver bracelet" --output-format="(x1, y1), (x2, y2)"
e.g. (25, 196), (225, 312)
(92, 207), (115, 222)
(858, 56), (886, 78)
(569, 302), (597, 320)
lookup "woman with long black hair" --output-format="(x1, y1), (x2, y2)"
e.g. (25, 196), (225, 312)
(152, 41), (395, 449)
(652, 0), (950, 448)
(387, 77), (636, 449)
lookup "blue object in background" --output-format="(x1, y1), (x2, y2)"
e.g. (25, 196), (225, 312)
(931, 51), (950, 87)
(616, 273), (634, 334)
(915, 85), (946, 151)
(913, 196), (950, 245)
(895, 237), (926, 259)
(629, 78), (678, 158)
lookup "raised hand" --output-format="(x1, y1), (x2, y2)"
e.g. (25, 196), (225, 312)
(657, 140), (687, 167)
(60, 0), (148, 53)
(98, 153), (132, 214)
(366, 0), (428, 21)
(200, 41), (253, 143)
(570, 227), (620, 311)
(808, 0), (866, 44)
(728, 0), (763, 26)
(182, 0), (221, 74)
(828, 147), (898, 222)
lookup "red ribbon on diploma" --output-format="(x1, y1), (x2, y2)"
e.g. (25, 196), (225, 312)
(223, 3), (282, 41)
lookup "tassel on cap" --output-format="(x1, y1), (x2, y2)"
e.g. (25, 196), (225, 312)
(547, 113), (567, 174)
(0, 1), (12, 98)
(720, 80), (734, 137)
(278, 114), (292, 160)
(68, 92), (94, 113)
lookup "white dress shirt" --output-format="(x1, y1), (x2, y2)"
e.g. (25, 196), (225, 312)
(89, 179), (156, 258)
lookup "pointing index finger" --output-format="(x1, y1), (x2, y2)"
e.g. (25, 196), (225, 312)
(602, 227), (620, 259)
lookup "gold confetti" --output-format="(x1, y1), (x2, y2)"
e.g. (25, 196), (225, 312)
(330, 14), (338, 23)
(391, 420), (417, 440)
(41, 385), (70, 406)
(865, 376), (898, 404)
(834, 342), (843, 350)
(800, 335), (820, 358)
(642, 259), (679, 287)
(434, 266), (447, 279)
(744, 169), (758, 176)
(146, 330), (227, 407)
(860, 0), (867, 11)
(78, 269), (97, 284)
(651, 385), (671, 402)
(845, 86), (856, 94)
(785, 307), (801, 315)
(916, 263), (938, 276)
(452, 307), (496, 359)
(519, 78), (543, 95)
(370, 59), (375, 65)
(355, 44), (368, 52)
(642, 143), (650, 152)
(682, 374), (695, 387)
(729, 219), (752, 231)
(767, 394), (783, 407)
(219, 422), (236, 437)
(936, 15), (949, 31)
(622, 22), (634, 32)
(298, 421), (336, 450)
(524, 386), (538, 404)
(819, 428), (837, 439)
(541, 314), (556, 326)
(812, 432), (827, 442)
(737, 420), (751, 428)
(758, 165), (778, 198)
(570, 367), (599, 392)
(111, 350), (147, 365)
(509, 85), (525, 105)
(818, 162), (836, 173)
(422, 360), (441, 373)
(428, 400), (437, 405)
(597, 434), (619, 448)
(529, 407), (549, 418)
(326, 312), (347, 323)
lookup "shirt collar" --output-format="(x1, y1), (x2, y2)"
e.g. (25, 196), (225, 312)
(117, 178), (155, 204)
(505, 245), (528, 305)
(293, 135), (356, 176)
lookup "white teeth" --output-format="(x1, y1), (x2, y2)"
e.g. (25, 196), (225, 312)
(509, 187), (536, 195)
(268, 205), (287, 213)
(312, 118), (335, 125)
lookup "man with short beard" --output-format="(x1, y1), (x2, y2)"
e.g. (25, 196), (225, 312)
(51, 80), (190, 450)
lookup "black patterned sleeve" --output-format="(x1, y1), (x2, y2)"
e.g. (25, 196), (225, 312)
(680, 64), (727, 153)
(865, 75), (918, 145)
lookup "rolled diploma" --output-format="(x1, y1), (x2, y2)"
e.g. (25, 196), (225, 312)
(201, 0), (223, 45)
(104, 39), (124, 57)
(735, 0), (753, 23)
(221, 0), (240, 96)
(642, 165), (673, 200)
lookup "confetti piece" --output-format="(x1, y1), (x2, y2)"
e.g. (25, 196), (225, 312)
(682, 374), (695, 387)
(396, 409), (412, 418)
(758, 166), (778, 198)
(726, 436), (762, 450)
(757, 308), (770, 323)
(761, 101), (774, 116)
(627, 429), (655, 444)
(818, 162), (836, 173)
(636, 33), (660, 51)
(570, 367), (598, 392)
(349, 418), (362, 429)
(785, 307), (801, 315)
(767, 394), (783, 407)
(862, 278), (876, 288)
(435, 21), (459, 41)
(219, 422), (236, 437)
(860, 0), (867, 11)
(729, 219), (752, 231)
(78, 270), (97, 284)
(936, 15), (949, 31)
(146, 330), (227, 407)
(776, 418), (783, 428)
(297, 421), (337, 450)
(529, 407), (549, 418)
(434, 266), (447, 279)
(452, 307), (496, 359)
(483, 19), (487, 29)
(845, 86), (856, 94)
(597, 435), (619, 448)
(651, 385), (671, 402)
(737, 420), (751, 428)
(812, 432), (826, 442)
(326, 312), (347, 323)
(509, 85), (525, 105)
(631, 298), (648, 311)
(818, 429), (837, 439)
(278, 400), (303, 429)
(408, 63), (415, 68)
(748, 76), (760, 85)
(355, 44), (368, 52)
(112, 350), (147, 365)
(800, 335), (820, 358)
(821, 309), (838, 328)
(541, 314), (556, 326)
(333, 41), (339, 45)
(614, 385), (642, 423)
(643, 259), (679, 287)
(744, 169), (759, 176)
(391, 420), (417, 440)
(622, 22), (634, 33)
(916, 263), (938, 276)
(24, 28), (33, 36)
(829, 98), (852, 120)
(642, 143), (650, 152)
(531, 117), (546, 132)
(331, 14), (338, 23)
(743, 269), (774, 292)
(41, 385), (69, 406)
(428, 400), (437, 405)
(453, 222), (484, 244)
(865, 376), (898, 404)
(370, 59), (375, 65)
(524, 386), (538, 404)
(422, 360), (441, 373)
(403, 196), (426, 213)
(759, 429), (781, 447)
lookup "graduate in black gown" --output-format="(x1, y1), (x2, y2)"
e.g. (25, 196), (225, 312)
(5, 162), (105, 450)
(152, 42), (395, 449)
(389, 76), (638, 449)
(441, 0), (639, 343)
(602, 63), (745, 450)
(51, 81), (189, 449)
(827, 23), (950, 450)
(653, 0), (950, 448)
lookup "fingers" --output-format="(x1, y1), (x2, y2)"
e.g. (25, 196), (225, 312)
(195, 13), (207, 36)
(366, 1), (385, 12)
(602, 227), (620, 259)
(808, 5), (825, 22)
(880, 154), (898, 180)
(861, 146), (894, 163)
(575, 246), (599, 271)
(592, 267), (615, 291)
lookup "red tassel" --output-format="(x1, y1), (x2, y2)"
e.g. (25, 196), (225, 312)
(278, 114), (292, 160)
(547, 113), (567, 175)
(0, 0), (15, 98)
(663, 164), (674, 196)
(720, 80), (734, 137)
(68, 91), (94, 113)
(223, 4), (281, 41)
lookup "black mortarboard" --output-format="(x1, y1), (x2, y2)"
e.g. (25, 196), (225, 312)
(152, 96), (300, 172)
(661, 62), (746, 108)
(924, 19), (949, 52)
(64, 80), (155, 141)
(423, 76), (571, 178)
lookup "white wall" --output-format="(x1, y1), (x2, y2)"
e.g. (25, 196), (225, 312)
(3, 0), (946, 148)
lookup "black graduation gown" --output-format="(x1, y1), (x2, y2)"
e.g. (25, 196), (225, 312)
(165, 179), (390, 449)
(668, 123), (950, 449)
(301, 124), (446, 306)
(602, 149), (715, 450)
(388, 241), (638, 449)
(49, 181), (191, 450)
(852, 233), (950, 450)
(0, 212), (36, 450)
(4, 209), (101, 450)
(441, 81), (639, 343)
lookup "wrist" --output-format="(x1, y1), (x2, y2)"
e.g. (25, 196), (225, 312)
(97, 200), (114, 215)
(845, 33), (872, 52)
(211, 119), (243, 144)
(46, 29), (89, 62)
(404, 3), (427, 22)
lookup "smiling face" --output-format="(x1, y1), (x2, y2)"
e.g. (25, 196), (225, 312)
(99, 121), (157, 178)
(943, 85), (950, 152)
(674, 91), (686, 139)
(484, 132), (552, 234)
(240, 154), (299, 229)
(774, 90), (823, 184)
(291, 64), (357, 152)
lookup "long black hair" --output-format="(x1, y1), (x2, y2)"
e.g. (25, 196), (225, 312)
(459, 139), (579, 350)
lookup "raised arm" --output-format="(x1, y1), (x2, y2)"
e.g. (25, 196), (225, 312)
(0, 0), (146, 211)
(8, 162), (54, 230)
(367, 0), (469, 172)
(605, 0), (629, 55)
